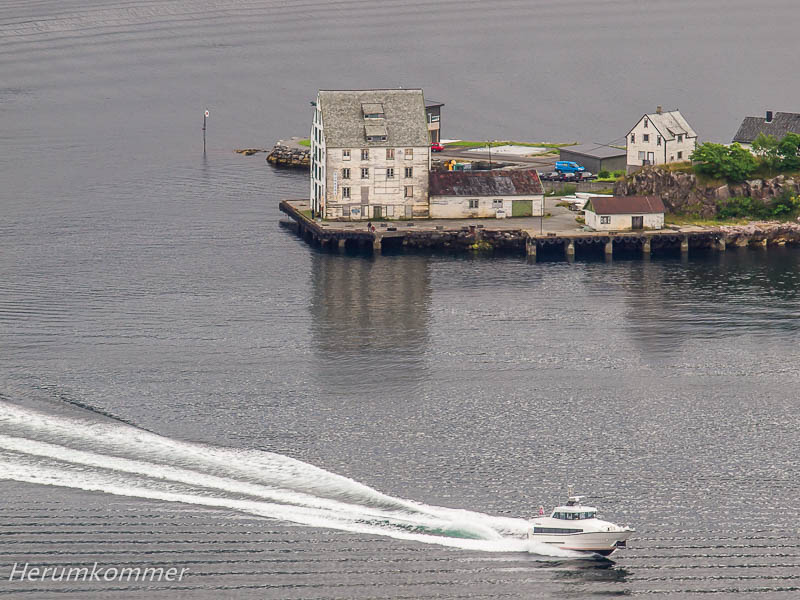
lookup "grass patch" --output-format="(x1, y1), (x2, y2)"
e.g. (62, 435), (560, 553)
(298, 209), (313, 220)
(297, 139), (311, 147)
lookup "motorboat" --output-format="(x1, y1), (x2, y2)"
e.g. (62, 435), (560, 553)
(528, 491), (634, 556)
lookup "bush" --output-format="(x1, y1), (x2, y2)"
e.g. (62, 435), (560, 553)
(598, 170), (610, 179)
(716, 190), (800, 220)
(612, 170), (625, 178)
(692, 142), (757, 182)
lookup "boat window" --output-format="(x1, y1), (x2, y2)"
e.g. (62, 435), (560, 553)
(534, 527), (583, 535)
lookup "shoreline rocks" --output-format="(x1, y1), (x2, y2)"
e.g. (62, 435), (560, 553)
(266, 140), (310, 169)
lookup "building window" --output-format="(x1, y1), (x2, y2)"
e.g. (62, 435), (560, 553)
(386, 148), (395, 160)
(386, 167), (394, 179)
(643, 134), (650, 143)
(638, 151), (645, 160)
(678, 135), (683, 143)
(657, 136), (661, 146)
(342, 168), (350, 179)
(630, 133), (635, 143)
(405, 167), (413, 178)
(404, 148), (413, 159)
(492, 199), (503, 208)
(428, 114), (440, 123)
(342, 187), (350, 199)
(342, 149), (350, 160)
(677, 151), (683, 159)
(468, 199), (479, 208)
(404, 186), (413, 198)
(600, 216), (611, 224)
(361, 149), (369, 160)
(361, 168), (369, 179)
(644, 118), (648, 128)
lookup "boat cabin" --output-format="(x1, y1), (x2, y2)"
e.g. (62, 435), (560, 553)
(550, 495), (597, 520)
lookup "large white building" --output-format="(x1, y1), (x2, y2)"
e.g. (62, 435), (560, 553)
(626, 107), (697, 172)
(309, 89), (431, 220)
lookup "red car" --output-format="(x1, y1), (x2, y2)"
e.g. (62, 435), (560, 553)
(430, 142), (445, 152)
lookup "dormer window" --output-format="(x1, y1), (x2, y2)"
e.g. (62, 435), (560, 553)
(677, 134), (683, 143)
(361, 103), (385, 119)
(644, 118), (648, 128)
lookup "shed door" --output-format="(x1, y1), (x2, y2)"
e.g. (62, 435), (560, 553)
(632, 216), (644, 229)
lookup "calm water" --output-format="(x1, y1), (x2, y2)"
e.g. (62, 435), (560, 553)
(2, 1), (800, 598)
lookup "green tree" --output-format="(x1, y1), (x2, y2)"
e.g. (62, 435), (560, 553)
(691, 142), (756, 182)
(751, 133), (781, 171)
(778, 132), (800, 171)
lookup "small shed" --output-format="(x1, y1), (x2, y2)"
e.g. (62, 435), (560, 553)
(558, 144), (626, 174)
(584, 196), (665, 231)
(429, 169), (544, 218)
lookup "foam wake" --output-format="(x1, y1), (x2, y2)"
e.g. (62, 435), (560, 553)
(0, 399), (575, 557)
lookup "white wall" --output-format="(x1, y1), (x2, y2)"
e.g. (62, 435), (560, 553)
(626, 115), (696, 168)
(324, 145), (430, 219)
(585, 210), (664, 231)
(429, 195), (544, 219)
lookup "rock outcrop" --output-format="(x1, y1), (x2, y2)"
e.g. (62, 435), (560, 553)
(614, 167), (800, 217)
(266, 142), (310, 169)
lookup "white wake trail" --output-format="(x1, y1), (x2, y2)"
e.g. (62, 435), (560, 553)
(0, 400), (577, 557)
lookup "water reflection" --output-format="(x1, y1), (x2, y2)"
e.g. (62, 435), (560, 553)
(309, 251), (431, 393)
(609, 248), (800, 354)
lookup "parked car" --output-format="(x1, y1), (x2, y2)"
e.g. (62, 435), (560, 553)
(555, 160), (585, 173)
(576, 171), (596, 181)
(431, 142), (445, 152)
(541, 171), (561, 181)
(559, 172), (578, 182)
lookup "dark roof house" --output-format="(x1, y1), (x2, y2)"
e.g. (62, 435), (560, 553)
(732, 111), (800, 145)
(584, 196), (665, 214)
(429, 169), (543, 197)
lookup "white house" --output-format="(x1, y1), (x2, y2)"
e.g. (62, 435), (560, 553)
(583, 196), (665, 231)
(309, 89), (431, 220)
(626, 107), (697, 172)
(428, 169), (544, 218)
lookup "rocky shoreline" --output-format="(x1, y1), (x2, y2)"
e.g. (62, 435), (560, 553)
(266, 140), (310, 169)
(615, 167), (800, 217)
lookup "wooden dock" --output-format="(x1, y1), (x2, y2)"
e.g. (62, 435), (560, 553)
(280, 199), (793, 261)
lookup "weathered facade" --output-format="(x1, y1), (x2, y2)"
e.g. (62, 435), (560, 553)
(429, 169), (544, 218)
(584, 195), (665, 231)
(626, 107), (697, 172)
(732, 110), (800, 149)
(310, 89), (431, 220)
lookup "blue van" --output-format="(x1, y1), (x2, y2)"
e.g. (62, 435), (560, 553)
(555, 161), (585, 173)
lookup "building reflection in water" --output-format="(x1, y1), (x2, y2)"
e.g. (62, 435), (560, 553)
(309, 251), (432, 395)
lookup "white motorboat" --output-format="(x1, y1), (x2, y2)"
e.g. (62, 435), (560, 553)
(528, 491), (634, 556)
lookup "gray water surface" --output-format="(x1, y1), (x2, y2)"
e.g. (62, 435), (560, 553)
(2, 1), (800, 598)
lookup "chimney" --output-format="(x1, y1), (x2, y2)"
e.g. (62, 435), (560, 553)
(656, 105), (663, 114)
(766, 110), (773, 123)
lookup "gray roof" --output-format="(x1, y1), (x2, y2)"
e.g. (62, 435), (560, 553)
(318, 89), (429, 148)
(732, 112), (800, 144)
(630, 110), (697, 140)
(429, 169), (543, 197)
(559, 143), (626, 159)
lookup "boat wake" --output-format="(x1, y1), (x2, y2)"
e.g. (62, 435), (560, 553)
(0, 398), (577, 557)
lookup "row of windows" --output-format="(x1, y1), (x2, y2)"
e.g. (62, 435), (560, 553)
(342, 148), (415, 161)
(533, 527), (584, 534)
(341, 186), (414, 199)
(636, 150), (683, 160)
(631, 133), (685, 144)
(341, 167), (413, 180)
(552, 511), (596, 520)
(467, 199), (505, 209)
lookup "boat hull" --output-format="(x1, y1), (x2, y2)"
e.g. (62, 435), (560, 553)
(529, 530), (632, 555)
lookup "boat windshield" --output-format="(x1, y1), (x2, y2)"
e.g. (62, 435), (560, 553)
(552, 511), (596, 520)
